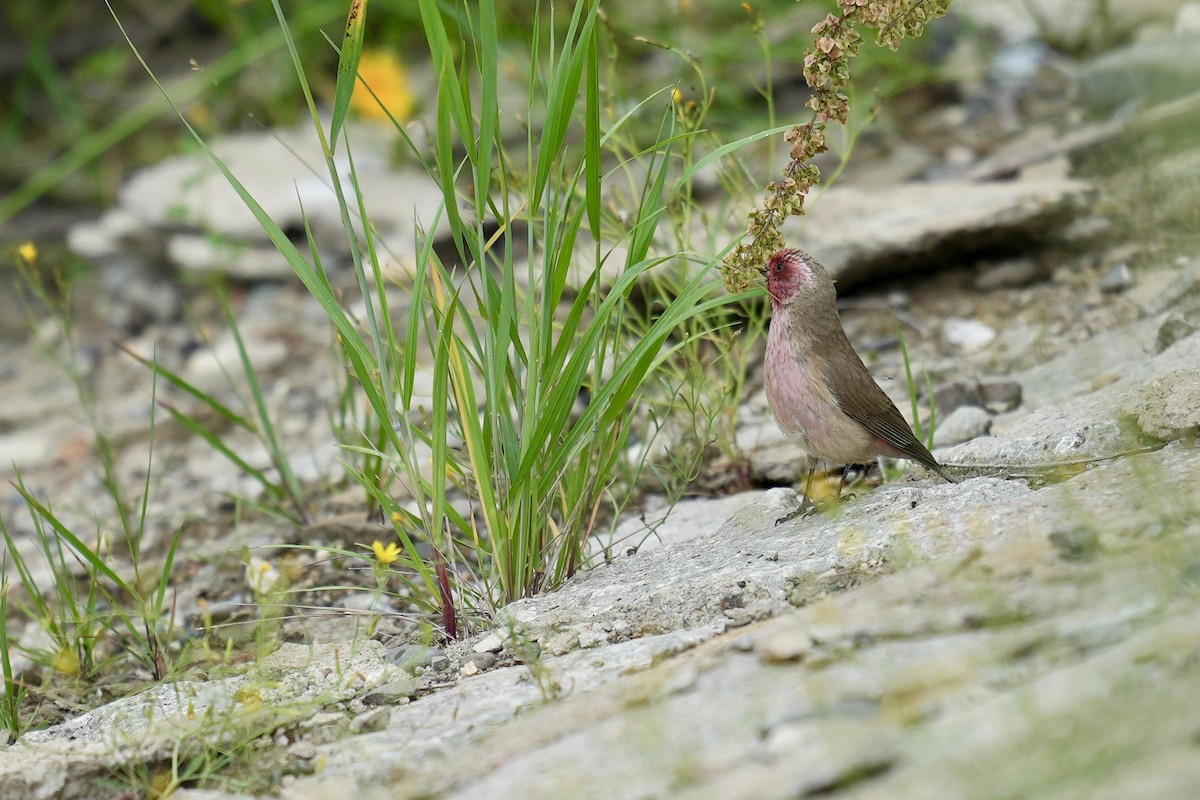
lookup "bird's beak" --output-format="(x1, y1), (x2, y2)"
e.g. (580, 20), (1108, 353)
(757, 264), (774, 299)
(760, 273), (781, 305)
(758, 264), (772, 292)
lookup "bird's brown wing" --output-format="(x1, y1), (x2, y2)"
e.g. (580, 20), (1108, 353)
(821, 330), (960, 483)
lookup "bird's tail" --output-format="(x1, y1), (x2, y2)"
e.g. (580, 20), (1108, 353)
(929, 462), (961, 483)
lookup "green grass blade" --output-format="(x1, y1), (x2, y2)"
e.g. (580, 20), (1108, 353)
(531, 0), (596, 211)
(675, 123), (794, 187)
(0, 564), (22, 736)
(329, 0), (368, 150)
(216, 289), (308, 522)
(9, 481), (132, 594)
(157, 402), (288, 505)
(896, 316), (923, 443)
(0, 511), (52, 629)
(584, 24), (601, 237)
(474, 0), (498, 221)
(417, 0), (475, 164)
(113, 341), (257, 435)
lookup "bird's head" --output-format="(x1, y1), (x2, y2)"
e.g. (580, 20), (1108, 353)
(763, 248), (831, 309)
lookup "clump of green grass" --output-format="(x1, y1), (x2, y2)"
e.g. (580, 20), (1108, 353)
(368, 0), (775, 620)
(111, 0), (775, 635)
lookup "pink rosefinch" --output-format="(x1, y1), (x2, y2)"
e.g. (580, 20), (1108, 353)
(764, 248), (958, 523)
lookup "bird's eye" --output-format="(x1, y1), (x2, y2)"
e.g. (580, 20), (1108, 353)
(774, 262), (783, 272)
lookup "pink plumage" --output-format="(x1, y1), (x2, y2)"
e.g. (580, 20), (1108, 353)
(763, 248), (958, 495)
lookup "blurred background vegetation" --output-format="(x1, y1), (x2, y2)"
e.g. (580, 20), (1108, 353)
(0, 0), (950, 232)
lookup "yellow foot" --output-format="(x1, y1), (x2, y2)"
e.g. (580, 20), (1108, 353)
(775, 499), (816, 526)
(775, 495), (846, 526)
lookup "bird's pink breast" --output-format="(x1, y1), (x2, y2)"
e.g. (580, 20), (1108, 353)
(764, 317), (876, 464)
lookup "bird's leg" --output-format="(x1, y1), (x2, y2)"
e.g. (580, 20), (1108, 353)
(834, 466), (849, 499)
(775, 465), (817, 526)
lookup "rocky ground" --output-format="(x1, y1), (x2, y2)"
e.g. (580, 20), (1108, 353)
(4, 0), (1200, 797)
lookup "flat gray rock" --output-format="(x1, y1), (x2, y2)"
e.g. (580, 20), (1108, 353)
(162, 443), (1200, 800)
(67, 123), (445, 280)
(5, 643), (395, 799)
(943, 321), (1200, 471)
(1081, 33), (1200, 112)
(789, 177), (1093, 289)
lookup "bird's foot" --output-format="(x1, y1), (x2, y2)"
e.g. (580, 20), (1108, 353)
(775, 492), (852, 525)
(774, 500), (817, 526)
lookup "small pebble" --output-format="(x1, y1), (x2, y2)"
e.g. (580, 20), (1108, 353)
(473, 632), (504, 653)
(1155, 311), (1197, 353)
(932, 379), (985, 417)
(662, 664), (700, 695)
(462, 652), (497, 672)
(933, 406), (993, 448)
(758, 628), (813, 663)
(1176, 2), (1200, 33)
(945, 144), (976, 166)
(1099, 263), (1135, 293)
(1120, 369), (1200, 441)
(980, 379), (1023, 413)
(349, 707), (391, 734)
(942, 318), (997, 352)
(385, 644), (447, 673)
(578, 626), (612, 648)
(363, 676), (416, 706)
(511, 639), (541, 663)
(762, 722), (807, 757)
(974, 257), (1038, 291)
(288, 740), (318, 760)
(542, 630), (580, 656)
(1060, 214), (1114, 244)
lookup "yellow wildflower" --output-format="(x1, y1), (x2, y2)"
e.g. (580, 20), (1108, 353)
(352, 50), (414, 122)
(372, 539), (401, 565)
(18, 241), (37, 264)
(52, 646), (80, 678)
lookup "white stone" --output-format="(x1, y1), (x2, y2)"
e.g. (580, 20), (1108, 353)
(933, 406), (994, 448)
(942, 318), (998, 353)
(473, 633), (504, 653)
